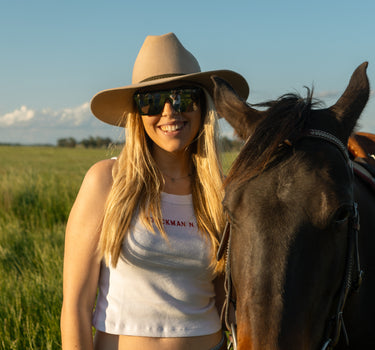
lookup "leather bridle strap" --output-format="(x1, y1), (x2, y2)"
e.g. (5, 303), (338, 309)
(217, 220), (238, 349)
(295, 129), (364, 349)
(217, 221), (231, 262)
(299, 129), (350, 163)
(321, 202), (364, 350)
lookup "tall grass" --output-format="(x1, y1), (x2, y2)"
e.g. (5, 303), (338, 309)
(0, 146), (116, 350)
(0, 146), (237, 349)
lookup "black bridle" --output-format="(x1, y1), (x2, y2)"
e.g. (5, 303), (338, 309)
(218, 129), (364, 350)
(306, 132), (364, 350)
(321, 201), (363, 350)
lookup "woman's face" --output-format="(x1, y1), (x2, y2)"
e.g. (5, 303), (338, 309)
(140, 89), (202, 156)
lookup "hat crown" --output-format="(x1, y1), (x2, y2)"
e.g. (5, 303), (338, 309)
(91, 32), (249, 127)
(132, 33), (201, 84)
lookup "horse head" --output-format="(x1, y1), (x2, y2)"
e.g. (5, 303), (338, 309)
(213, 63), (370, 350)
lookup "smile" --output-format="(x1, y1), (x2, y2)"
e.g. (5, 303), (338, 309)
(159, 122), (186, 132)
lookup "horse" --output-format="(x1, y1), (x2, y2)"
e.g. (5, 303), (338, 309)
(213, 62), (375, 349)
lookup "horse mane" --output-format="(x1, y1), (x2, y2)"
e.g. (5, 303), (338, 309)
(225, 89), (321, 189)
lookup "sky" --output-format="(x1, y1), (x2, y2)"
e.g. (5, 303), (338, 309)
(0, 0), (374, 145)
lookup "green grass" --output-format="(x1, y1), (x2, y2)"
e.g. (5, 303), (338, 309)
(0, 146), (116, 350)
(0, 146), (237, 349)
(221, 151), (238, 173)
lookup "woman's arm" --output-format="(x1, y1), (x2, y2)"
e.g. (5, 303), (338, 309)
(61, 159), (115, 350)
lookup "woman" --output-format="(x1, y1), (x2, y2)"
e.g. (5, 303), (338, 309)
(60, 32), (249, 350)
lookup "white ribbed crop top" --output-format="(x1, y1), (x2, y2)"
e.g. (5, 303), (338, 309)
(92, 192), (221, 337)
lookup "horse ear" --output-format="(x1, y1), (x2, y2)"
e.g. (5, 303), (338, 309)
(329, 62), (370, 140)
(211, 75), (266, 140)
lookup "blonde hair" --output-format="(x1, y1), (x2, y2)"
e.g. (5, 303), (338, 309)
(99, 90), (225, 273)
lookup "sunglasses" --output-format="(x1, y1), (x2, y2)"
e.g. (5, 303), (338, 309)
(134, 87), (203, 116)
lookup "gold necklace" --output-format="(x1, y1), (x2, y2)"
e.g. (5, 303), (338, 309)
(162, 173), (192, 182)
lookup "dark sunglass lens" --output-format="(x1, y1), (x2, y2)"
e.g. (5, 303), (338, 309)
(180, 89), (201, 112)
(135, 92), (164, 115)
(134, 87), (202, 115)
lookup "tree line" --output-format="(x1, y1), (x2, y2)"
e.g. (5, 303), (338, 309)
(57, 136), (118, 148)
(57, 136), (243, 151)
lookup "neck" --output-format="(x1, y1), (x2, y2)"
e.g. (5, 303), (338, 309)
(151, 144), (193, 195)
(162, 172), (192, 182)
(162, 176), (192, 195)
(152, 145), (192, 179)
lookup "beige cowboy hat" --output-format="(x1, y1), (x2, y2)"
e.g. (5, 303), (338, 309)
(91, 32), (249, 126)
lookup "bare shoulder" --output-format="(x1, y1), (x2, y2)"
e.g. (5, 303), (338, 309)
(85, 158), (116, 184)
(68, 158), (116, 222)
(80, 158), (116, 196)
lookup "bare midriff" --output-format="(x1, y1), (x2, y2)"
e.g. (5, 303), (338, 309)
(93, 330), (223, 350)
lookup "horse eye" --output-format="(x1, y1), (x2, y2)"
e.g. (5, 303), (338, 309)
(333, 206), (351, 225)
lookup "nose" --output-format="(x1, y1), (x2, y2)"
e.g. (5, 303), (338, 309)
(162, 101), (179, 116)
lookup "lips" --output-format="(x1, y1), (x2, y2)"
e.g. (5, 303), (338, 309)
(159, 121), (186, 132)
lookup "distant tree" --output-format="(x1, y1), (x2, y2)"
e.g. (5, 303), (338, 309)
(57, 137), (77, 148)
(219, 136), (243, 152)
(81, 136), (94, 148)
(80, 136), (113, 148)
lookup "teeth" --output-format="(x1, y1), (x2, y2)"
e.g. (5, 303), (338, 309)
(160, 124), (183, 132)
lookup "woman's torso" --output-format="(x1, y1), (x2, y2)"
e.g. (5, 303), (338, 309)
(93, 192), (222, 350)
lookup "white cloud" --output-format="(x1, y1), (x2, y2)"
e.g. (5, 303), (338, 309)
(0, 102), (92, 128)
(0, 106), (35, 126)
(59, 102), (91, 126)
(315, 90), (340, 99)
(0, 102), (119, 144)
(315, 89), (374, 100)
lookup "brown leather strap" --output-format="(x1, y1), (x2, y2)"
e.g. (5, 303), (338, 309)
(217, 221), (231, 261)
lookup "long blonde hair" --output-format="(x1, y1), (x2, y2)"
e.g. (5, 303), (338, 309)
(99, 90), (225, 273)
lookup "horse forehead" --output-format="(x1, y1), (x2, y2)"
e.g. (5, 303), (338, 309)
(277, 177), (333, 225)
(225, 153), (350, 224)
(276, 160), (334, 198)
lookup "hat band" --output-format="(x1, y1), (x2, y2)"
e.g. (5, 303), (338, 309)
(140, 73), (187, 83)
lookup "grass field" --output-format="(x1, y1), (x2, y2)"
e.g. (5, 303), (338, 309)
(0, 146), (237, 349)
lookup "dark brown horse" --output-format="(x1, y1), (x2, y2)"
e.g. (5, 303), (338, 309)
(213, 63), (375, 349)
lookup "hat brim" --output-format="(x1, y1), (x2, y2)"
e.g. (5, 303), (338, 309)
(91, 70), (249, 126)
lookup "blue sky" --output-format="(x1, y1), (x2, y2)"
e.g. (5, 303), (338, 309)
(0, 0), (374, 144)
